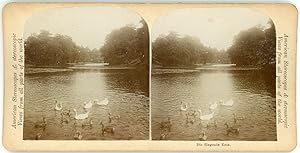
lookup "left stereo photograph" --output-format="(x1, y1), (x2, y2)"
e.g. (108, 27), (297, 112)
(23, 7), (150, 140)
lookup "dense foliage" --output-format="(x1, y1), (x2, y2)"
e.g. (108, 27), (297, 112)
(100, 20), (149, 67)
(227, 21), (276, 67)
(25, 30), (102, 66)
(25, 19), (275, 69)
(25, 20), (149, 68)
(152, 32), (229, 66)
(152, 20), (276, 68)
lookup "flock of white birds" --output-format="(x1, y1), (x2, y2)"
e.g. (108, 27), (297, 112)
(159, 99), (243, 141)
(35, 98), (112, 140)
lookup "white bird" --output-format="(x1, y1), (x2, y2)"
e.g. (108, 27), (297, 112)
(180, 102), (188, 111)
(84, 101), (93, 109)
(198, 109), (214, 121)
(55, 100), (62, 111)
(96, 98), (109, 106)
(209, 102), (218, 110)
(220, 99), (234, 106)
(73, 109), (89, 120)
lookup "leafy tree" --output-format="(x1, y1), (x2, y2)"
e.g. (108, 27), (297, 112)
(152, 32), (223, 66)
(100, 20), (149, 67)
(25, 30), (102, 66)
(227, 20), (276, 67)
(152, 20), (275, 68)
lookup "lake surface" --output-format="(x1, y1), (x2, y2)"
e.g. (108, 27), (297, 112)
(24, 69), (149, 140)
(151, 68), (276, 141)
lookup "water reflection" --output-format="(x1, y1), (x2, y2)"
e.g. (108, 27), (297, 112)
(151, 69), (276, 141)
(104, 69), (149, 96)
(24, 69), (149, 140)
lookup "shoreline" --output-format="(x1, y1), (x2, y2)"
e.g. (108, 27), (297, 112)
(25, 67), (73, 75)
(152, 66), (262, 71)
(151, 65), (268, 75)
(25, 65), (143, 75)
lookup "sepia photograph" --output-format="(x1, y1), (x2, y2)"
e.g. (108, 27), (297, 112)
(23, 7), (149, 140)
(2, 3), (298, 151)
(151, 8), (276, 141)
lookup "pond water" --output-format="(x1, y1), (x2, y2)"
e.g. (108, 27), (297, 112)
(151, 69), (276, 141)
(24, 69), (149, 140)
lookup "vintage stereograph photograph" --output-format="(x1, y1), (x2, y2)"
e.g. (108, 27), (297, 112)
(23, 7), (150, 140)
(2, 3), (297, 152)
(151, 8), (276, 141)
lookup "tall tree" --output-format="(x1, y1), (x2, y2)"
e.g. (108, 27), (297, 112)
(152, 32), (223, 66)
(25, 30), (102, 66)
(100, 20), (149, 67)
(227, 20), (276, 67)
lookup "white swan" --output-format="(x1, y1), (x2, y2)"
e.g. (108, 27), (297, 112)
(180, 102), (188, 111)
(220, 99), (234, 106)
(84, 101), (93, 109)
(55, 100), (62, 111)
(209, 102), (218, 110)
(73, 109), (89, 120)
(198, 109), (214, 121)
(96, 98), (109, 106)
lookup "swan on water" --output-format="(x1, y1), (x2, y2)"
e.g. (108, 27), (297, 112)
(209, 102), (218, 110)
(96, 98), (109, 106)
(220, 99), (234, 106)
(84, 101), (93, 109)
(55, 100), (62, 111)
(180, 102), (188, 111)
(198, 109), (214, 121)
(73, 109), (89, 120)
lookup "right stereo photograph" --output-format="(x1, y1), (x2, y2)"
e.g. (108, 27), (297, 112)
(151, 8), (276, 141)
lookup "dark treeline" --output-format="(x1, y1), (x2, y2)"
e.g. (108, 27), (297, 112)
(228, 20), (276, 84)
(152, 32), (229, 66)
(152, 20), (276, 69)
(101, 20), (149, 67)
(25, 20), (149, 68)
(25, 30), (103, 66)
(228, 20), (276, 67)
